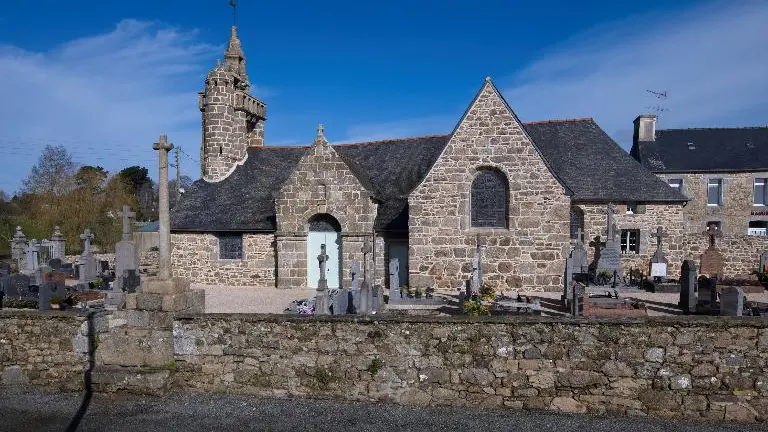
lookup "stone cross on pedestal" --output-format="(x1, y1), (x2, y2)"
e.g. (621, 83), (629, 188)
(652, 226), (667, 253)
(604, 203), (618, 241)
(118, 205), (136, 241)
(11, 226), (27, 269)
(153, 134), (175, 280)
(704, 223), (722, 249)
(361, 236), (372, 288)
(317, 244), (329, 289)
(80, 229), (94, 255)
(50, 226), (65, 259)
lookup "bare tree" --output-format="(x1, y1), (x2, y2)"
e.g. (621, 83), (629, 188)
(21, 145), (77, 197)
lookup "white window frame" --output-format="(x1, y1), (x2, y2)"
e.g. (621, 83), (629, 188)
(668, 178), (683, 192)
(626, 202), (637, 215)
(707, 179), (723, 206)
(620, 229), (640, 254)
(754, 178), (767, 206)
(748, 221), (768, 236)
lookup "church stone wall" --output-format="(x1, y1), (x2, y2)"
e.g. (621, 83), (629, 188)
(657, 172), (768, 235)
(408, 82), (571, 292)
(274, 141), (377, 289)
(577, 203), (686, 277)
(681, 234), (768, 277)
(171, 233), (276, 287)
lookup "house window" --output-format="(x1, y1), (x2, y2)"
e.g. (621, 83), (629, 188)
(570, 207), (584, 240)
(754, 178), (767, 206)
(470, 169), (508, 228)
(218, 234), (243, 260)
(620, 229), (640, 254)
(707, 179), (723, 206)
(626, 202), (637, 214)
(748, 221), (767, 236)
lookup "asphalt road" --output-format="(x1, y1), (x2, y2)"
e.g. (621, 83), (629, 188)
(0, 388), (763, 432)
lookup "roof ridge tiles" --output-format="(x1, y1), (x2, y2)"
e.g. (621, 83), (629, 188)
(522, 118), (594, 125)
(333, 134), (450, 147)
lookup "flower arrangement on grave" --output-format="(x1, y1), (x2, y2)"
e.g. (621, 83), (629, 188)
(463, 299), (490, 316)
(297, 302), (315, 315)
(403, 285), (414, 298)
(414, 287), (423, 299)
(480, 285), (496, 302)
(425, 287), (435, 299)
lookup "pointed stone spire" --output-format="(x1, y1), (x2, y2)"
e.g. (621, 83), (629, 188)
(224, 26), (248, 81)
(313, 124), (328, 146)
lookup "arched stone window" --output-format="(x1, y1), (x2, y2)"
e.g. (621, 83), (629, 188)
(570, 206), (584, 240)
(471, 169), (508, 228)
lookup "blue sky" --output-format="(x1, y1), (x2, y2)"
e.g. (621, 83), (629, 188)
(0, 0), (766, 194)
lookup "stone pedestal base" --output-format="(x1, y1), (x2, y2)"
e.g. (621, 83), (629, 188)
(124, 277), (204, 313)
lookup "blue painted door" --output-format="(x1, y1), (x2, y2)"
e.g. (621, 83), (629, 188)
(307, 231), (341, 289)
(388, 243), (409, 288)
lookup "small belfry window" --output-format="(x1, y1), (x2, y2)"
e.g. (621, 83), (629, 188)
(620, 229), (640, 254)
(754, 178), (767, 206)
(471, 169), (508, 228)
(218, 234), (243, 260)
(707, 179), (723, 206)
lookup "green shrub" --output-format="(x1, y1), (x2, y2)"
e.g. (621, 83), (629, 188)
(463, 299), (490, 316)
(366, 358), (384, 376)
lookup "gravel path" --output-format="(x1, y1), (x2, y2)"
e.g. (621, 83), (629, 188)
(197, 284), (768, 316)
(1, 387), (762, 432)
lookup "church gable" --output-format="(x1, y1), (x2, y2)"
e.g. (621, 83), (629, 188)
(408, 78), (572, 291)
(275, 127), (377, 234)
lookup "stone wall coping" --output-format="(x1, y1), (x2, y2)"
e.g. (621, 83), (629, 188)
(175, 312), (768, 328)
(0, 310), (89, 322)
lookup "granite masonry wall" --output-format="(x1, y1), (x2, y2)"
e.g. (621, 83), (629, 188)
(408, 81), (571, 293)
(274, 138), (377, 289)
(681, 234), (768, 277)
(0, 311), (86, 390)
(170, 233), (276, 286)
(657, 172), (768, 235)
(171, 314), (768, 423)
(578, 202), (686, 277)
(4, 311), (768, 423)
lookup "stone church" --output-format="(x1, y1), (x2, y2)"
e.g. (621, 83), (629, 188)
(170, 25), (693, 292)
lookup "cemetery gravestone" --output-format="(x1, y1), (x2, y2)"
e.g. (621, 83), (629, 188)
(331, 288), (349, 316)
(79, 229), (98, 284)
(696, 276), (718, 314)
(650, 226), (669, 280)
(25, 241), (40, 275)
(596, 204), (623, 281)
(50, 226), (65, 260)
(564, 229), (589, 307)
(760, 250), (768, 273)
(470, 245), (483, 295)
(679, 260), (698, 313)
(389, 258), (401, 302)
(699, 223), (724, 277)
(11, 227), (27, 271)
(720, 286), (744, 317)
(48, 259), (62, 271)
(115, 206), (140, 292)
(5, 274), (30, 299)
(121, 269), (141, 294)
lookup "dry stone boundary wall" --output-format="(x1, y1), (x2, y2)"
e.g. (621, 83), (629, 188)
(3, 310), (768, 423)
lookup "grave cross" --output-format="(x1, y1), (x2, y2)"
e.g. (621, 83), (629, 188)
(361, 236), (372, 287)
(80, 229), (95, 255)
(317, 244), (329, 283)
(604, 203), (618, 241)
(703, 223), (722, 249)
(118, 205), (136, 241)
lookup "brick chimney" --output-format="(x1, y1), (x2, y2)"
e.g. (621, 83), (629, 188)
(633, 114), (657, 143)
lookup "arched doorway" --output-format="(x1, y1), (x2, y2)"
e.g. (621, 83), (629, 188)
(307, 214), (342, 288)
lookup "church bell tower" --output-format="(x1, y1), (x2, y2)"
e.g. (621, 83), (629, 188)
(199, 23), (267, 182)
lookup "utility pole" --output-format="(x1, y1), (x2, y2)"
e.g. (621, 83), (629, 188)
(175, 146), (181, 202)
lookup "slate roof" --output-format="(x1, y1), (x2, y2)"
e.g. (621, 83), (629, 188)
(172, 120), (686, 232)
(633, 127), (768, 173)
(524, 119), (688, 202)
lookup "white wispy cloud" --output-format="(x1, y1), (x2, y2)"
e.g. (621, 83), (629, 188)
(0, 20), (219, 194)
(502, 0), (768, 146)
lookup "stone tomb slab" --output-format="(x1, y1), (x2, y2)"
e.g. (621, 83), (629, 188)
(720, 286), (744, 317)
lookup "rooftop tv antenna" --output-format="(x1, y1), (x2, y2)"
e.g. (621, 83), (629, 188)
(645, 89), (669, 117)
(229, 0), (238, 26)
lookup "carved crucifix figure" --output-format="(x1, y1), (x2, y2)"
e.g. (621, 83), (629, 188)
(604, 203), (618, 241)
(704, 223), (722, 249)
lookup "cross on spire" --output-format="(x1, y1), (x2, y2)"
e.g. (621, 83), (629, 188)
(229, 0), (238, 26)
(313, 123), (328, 146)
